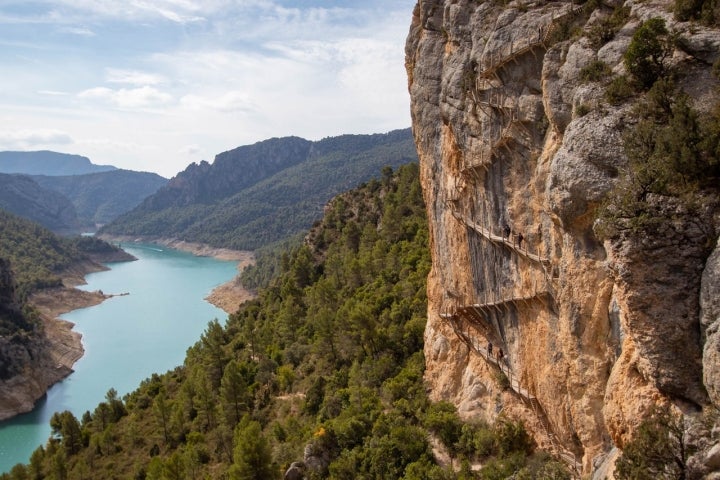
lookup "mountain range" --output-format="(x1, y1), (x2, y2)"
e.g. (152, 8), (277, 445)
(31, 170), (167, 227)
(100, 128), (418, 250)
(0, 152), (167, 232)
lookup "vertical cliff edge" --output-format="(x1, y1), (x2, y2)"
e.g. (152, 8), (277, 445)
(406, 0), (720, 476)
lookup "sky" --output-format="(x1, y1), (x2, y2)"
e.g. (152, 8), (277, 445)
(0, 0), (417, 178)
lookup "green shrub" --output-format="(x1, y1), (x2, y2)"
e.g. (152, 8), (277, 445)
(423, 402), (464, 453)
(624, 18), (672, 88)
(515, 452), (572, 480)
(587, 5), (630, 48)
(457, 422), (496, 458)
(605, 75), (635, 105)
(576, 103), (592, 117)
(597, 76), (720, 239)
(493, 369), (511, 390)
(580, 60), (612, 83)
(480, 452), (527, 480)
(615, 406), (692, 479)
(674, 0), (718, 23)
(493, 417), (535, 458)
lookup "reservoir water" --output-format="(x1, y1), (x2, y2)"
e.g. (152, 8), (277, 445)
(0, 244), (238, 473)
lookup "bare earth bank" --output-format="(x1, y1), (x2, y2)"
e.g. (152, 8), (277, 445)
(0, 264), (116, 421)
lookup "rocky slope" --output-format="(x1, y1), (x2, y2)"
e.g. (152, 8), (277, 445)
(0, 257), (108, 421)
(406, 0), (720, 476)
(0, 211), (136, 421)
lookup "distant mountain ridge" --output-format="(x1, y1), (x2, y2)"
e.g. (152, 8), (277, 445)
(0, 174), (80, 233)
(100, 128), (418, 250)
(0, 151), (167, 231)
(0, 151), (116, 176)
(140, 136), (310, 210)
(32, 170), (167, 226)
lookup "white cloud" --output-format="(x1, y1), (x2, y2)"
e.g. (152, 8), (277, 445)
(78, 85), (173, 109)
(41, 0), (227, 23)
(0, 129), (74, 149)
(37, 89), (69, 96)
(106, 68), (166, 86)
(58, 26), (95, 36)
(180, 91), (255, 113)
(0, 1), (415, 176)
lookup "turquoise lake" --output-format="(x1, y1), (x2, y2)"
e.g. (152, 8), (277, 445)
(0, 244), (238, 473)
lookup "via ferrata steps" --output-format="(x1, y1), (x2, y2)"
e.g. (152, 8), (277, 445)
(473, 3), (585, 84)
(467, 291), (554, 314)
(440, 311), (581, 474)
(441, 311), (535, 400)
(449, 208), (551, 266)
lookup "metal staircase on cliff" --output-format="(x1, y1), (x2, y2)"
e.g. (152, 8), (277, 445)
(463, 3), (585, 173)
(440, 311), (580, 474)
(437, 3), (591, 474)
(473, 3), (585, 84)
(449, 207), (551, 267)
(441, 310), (534, 399)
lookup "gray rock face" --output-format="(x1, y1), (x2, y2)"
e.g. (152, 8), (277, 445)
(702, 240), (720, 406)
(406, 0), (720, 476)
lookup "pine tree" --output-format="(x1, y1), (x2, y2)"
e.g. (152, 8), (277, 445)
(228, 416), (274, 480)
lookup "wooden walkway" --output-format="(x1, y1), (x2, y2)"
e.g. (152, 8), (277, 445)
(474, 3), (585, 82)
(469, 291), (553, 312)
(440, 311), (581, 474)
(450, 209), (551, 266)
(442, 311), (535, 400)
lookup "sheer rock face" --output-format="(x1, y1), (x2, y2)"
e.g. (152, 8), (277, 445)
(703, 238), (720, 406)
(406, 0), (720, 475)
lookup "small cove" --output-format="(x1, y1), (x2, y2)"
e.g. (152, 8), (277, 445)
(0, 244), (238, 473)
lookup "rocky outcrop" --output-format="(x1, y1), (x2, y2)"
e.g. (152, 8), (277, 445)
(406, 0), (720, 475)
(0, 258), (82, 420)
(0, 315), (83, 422)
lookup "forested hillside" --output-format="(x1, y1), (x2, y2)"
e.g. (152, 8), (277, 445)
(4, 164), (569, 479)
(0, 209), (127, 299)
(0, 174), (80, 233)
(0, 209), (131, 395)
(32, 170), (168, 226)
(100, 129), (418, 250)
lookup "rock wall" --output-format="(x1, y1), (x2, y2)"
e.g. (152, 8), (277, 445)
(406, 0), (720, 475)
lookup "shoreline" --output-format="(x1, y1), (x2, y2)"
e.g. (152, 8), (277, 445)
(0, 238), (256, 422)
(0, 244), (134, 421)
(98, 235), (258, 314)
(0, 271), (112, 421)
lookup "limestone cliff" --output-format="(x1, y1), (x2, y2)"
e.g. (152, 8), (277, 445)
(406, 0), (720, 476)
